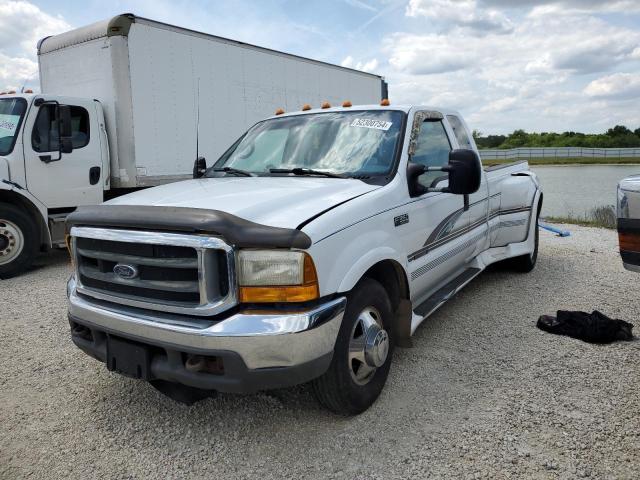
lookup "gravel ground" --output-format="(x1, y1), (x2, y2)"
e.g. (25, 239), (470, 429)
(1, 225), (639, 480)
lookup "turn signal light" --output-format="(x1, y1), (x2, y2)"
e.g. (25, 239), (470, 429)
(239, 253), (319, 303)
(342, 100), (352, 107)
(380, 98), (390, 106)
(301, 104), (312, 111)
(321, 101), (331, 109)
(275, 108), (285, 115)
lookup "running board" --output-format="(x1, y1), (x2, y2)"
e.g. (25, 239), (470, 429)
(414, 267), (482, 318)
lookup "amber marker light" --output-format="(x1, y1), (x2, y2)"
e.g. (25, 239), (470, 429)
(342, 100), (352, 107)
(321, 101), (331, 109)
(301, 104), (312, 111)
(275, 108), (285, 115)
(380, 98), (390, 106)
(238, 252), (320, 303)
(65, 234), (75, 267)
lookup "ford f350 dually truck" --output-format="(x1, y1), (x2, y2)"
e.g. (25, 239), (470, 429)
(65, 103), (542, 414)
(618, 175), (640, 272)
(0, 14), (386, 278)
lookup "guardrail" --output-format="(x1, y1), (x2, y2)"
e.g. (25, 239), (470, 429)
(479, 147), (640, 160)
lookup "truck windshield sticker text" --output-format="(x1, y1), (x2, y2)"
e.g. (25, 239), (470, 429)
(0, 115), (19, 136)
(350, 118), (393, 131)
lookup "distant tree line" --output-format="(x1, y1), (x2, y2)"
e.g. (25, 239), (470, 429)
(472, 126), (640, 149)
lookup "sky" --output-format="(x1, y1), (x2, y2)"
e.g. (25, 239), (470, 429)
(0, 0), (639, 134)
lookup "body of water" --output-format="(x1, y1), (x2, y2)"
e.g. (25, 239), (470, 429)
(531, 165), (640, 218)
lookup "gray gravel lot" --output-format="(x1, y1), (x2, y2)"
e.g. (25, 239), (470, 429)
(1, 225), (639, 480)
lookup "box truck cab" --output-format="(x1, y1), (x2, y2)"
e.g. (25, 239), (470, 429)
(0, 14), (387, 278)
(0, 93), (107, 276)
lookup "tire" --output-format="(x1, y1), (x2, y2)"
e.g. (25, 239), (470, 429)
(505, 207), (540, 273)
(311, 277), (394, 415)
(0, 203), (38, 279)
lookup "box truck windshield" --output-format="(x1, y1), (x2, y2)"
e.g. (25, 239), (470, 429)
(0, 98), (27, 155)
(210, 110), (404, 177)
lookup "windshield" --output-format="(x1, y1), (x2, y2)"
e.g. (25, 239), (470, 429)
(0, 98), (27, 156)
(208, 110), (404, 177)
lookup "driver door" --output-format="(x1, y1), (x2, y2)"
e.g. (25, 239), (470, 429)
(401, 113), (471, 307)
(23, 99), (103, 209)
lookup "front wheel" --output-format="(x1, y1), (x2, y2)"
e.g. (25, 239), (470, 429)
(311, 278), (394, 415)
(0, 203), (38, 279)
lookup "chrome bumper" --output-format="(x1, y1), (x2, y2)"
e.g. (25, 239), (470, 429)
(67, 276), (346, 370)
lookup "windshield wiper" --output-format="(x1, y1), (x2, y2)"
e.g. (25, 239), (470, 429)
(269, 167), (345, 178)
(211, 167), (255, 177)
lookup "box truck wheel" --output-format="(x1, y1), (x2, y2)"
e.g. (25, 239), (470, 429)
(0, 203), (38, 279)
(311, 278), (394, 415)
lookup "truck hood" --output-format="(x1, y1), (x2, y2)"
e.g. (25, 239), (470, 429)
(106, 176), (380, 229)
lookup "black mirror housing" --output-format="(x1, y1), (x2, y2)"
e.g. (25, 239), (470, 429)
(193, 157), (207, 178)
(447, 149), (482, 195)
(58, 105), (73, 138)
(60, 137), (73, 154)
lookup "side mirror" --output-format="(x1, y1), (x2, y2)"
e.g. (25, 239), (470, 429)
(406, 149), (482, 199)
(193, 156), (207, 178)
(446, 149), (482, 195)
(58, 105), (72, 138)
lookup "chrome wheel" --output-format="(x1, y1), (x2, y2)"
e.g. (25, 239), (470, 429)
(0, 219), (24, 266)
(348, 306), (389, 385)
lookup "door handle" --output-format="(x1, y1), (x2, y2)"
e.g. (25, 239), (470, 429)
(89, 167), (101, 185)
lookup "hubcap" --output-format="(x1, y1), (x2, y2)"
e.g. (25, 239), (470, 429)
(348, 306), (389, 385)
(0, 219), (24, 266)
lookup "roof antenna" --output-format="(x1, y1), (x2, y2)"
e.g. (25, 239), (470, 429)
(195, 77), (201, 162)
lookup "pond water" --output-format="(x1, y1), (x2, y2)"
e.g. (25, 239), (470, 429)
(531, 165), (640, 218)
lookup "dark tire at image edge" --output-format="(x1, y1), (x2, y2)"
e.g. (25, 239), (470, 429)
(0, 203), (38, 279)
(311, 277), (394, 415)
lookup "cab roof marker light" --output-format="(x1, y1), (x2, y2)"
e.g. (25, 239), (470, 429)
(321, 101), (331, 109)
(7, 90), (15, 94)
(301, 104), (312, 111)
(24, 89), (33, 94)
(342, 100), (352, 107)
(275, 108), (285, 115)
(380, 98), (390, 106)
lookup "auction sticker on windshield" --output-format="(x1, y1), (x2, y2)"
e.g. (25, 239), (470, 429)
(0, 114), (19, 136)
(350, 118), (393, 131)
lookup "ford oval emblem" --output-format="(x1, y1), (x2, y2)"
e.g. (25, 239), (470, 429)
(113, 263), (139, 280)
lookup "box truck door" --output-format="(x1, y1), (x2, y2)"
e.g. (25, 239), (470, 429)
(23, 100), (103, 208)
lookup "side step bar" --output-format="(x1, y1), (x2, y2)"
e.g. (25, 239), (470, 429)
(414, 267), (482, 318)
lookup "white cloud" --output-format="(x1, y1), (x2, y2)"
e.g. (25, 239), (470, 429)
(0, 0), (70, 91)
(406, 0), (513, 34)
(584, 73), (640, 99)
(341, 55), (379, 72)
(378, 2), (640, 132)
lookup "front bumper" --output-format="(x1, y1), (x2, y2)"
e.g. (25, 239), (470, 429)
(67, 277), (346, 393)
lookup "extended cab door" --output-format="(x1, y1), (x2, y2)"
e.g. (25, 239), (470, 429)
(22, 98), (103, 209)
(401, 111), (474, 307)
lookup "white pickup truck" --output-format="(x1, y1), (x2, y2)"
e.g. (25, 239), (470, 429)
(65, 103), (542, 414)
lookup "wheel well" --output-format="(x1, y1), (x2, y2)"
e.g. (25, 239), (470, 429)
(0, 190), (48, 248)
(361, 260), (410, 313)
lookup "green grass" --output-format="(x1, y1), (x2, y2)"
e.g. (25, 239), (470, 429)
(543, 206), (617, 230)
(483, 156), (640, 166)
(544, 216), (616, 229)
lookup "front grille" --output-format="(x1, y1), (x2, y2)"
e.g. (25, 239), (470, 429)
(71, 227), (236, 316)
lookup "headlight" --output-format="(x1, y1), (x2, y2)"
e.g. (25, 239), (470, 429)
(237, 250), (319, 303)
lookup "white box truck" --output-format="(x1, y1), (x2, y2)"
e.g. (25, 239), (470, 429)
(0, 13), (387, 278)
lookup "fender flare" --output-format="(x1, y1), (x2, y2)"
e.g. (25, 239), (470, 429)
(337, 246), (408, 293)
(0, 182), (51, 247)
